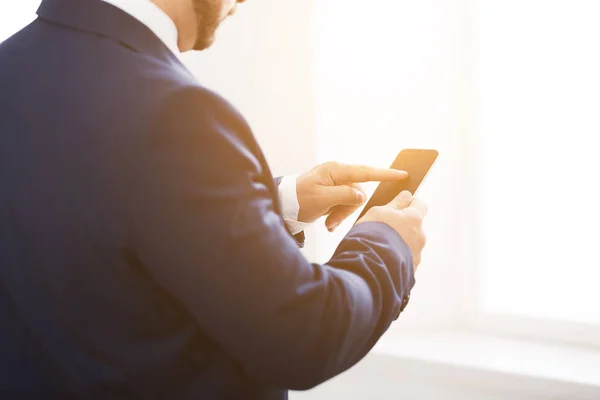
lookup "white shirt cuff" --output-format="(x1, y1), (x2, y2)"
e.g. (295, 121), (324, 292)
(278, 175), (313, 235)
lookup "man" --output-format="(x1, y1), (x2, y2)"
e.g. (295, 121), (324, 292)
(0, 0), (428, 398)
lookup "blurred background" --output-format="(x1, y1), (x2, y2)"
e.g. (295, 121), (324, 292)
(2, 0), (600, 398)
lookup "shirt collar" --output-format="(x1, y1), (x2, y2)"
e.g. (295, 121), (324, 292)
(99, 0), (180, 55)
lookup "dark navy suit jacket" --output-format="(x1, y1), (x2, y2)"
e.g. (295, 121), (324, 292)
(0, 0), (415, 398)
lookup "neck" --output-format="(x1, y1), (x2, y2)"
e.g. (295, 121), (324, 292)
(150, 0), (197, 52)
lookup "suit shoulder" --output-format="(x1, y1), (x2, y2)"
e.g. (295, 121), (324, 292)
(156, 84), (252, 138)
(161, 83), (243, 117)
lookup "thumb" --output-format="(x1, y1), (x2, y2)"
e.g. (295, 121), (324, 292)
(389, 190), (413, 210)
(325, 185), (366, 207)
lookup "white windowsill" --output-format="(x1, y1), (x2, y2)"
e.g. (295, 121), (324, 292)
(370, 330), (600, 398)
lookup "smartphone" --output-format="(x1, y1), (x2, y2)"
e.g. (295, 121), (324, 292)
(355, 149), (438, 223)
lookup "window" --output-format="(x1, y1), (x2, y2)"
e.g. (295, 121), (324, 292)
(316, 0), (600, 347)
(471, 0), (600, 344)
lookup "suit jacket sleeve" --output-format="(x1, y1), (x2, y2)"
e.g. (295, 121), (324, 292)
(128, 86), (415, 390)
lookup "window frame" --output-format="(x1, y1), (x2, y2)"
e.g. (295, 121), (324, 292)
(455, 0), (600, 350)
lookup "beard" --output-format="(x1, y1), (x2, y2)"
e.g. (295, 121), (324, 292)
(192, 0), (226, 51)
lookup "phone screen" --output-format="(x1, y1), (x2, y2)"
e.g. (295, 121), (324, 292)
(355, 149), (438, 222)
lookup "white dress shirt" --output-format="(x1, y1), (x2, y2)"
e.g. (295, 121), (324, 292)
(100, 0), (311, 235)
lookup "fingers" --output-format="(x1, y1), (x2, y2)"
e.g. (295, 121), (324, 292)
(324, 183), (366, 231)
(388, 190), (413, 210)
(328, 162), (408, 185)
(326, 185), (366, 207)
(325, 205), (357, 231)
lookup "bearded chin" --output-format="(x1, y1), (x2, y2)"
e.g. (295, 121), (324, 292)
(193, 33), (216, 51)
(192, 0), (221, 51)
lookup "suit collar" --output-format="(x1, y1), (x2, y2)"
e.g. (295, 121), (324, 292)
(36, 0), (171, 57)
(99, 0), (180, 55)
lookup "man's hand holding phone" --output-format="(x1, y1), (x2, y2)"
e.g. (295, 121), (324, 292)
(357, 191), (428, 270)
(296, 162), (408, 230)
(295, 149), (435, 270)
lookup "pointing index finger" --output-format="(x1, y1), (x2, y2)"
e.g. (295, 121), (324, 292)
(332, 164), (408, 184)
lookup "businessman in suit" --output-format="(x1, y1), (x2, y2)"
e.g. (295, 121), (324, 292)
(0, 0), (428, 398)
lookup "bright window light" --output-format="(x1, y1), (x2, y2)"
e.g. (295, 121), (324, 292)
(475, 0), (600, 325)
(314, 0), (461, 288)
